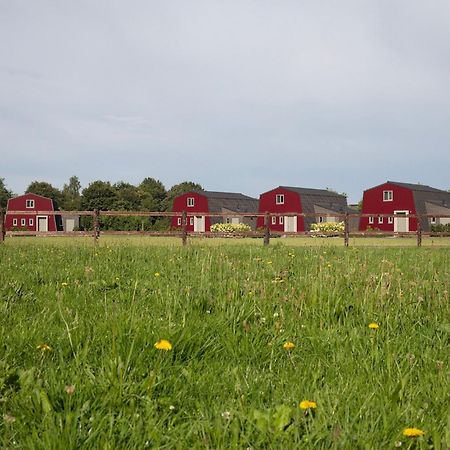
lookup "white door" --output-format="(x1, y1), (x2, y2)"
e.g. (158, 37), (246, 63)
(194, 216), (205, 232)
(394, 211), (409, 232)
(37, 216), (48, 232)
(65, 218), (75, 232)
(231, 217), (239, 224)
(284, 216), (297, 233)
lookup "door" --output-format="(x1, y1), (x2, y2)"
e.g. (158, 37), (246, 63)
(37, 216), (48, 232)
(394, 211), (409, 232)
(65, 218), (75, 232)
(231, 217), (239, 224)
(284, 216), (297, 233)
(194, 216), (205, 232)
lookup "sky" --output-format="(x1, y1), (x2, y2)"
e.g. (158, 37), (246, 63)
(1, 0), (449, 203)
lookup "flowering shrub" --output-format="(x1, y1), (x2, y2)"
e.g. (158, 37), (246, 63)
(210, 223), (251, 233)
(310, 221), (344, 237)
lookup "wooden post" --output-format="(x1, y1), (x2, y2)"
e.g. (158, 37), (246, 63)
(0, 207), (5, 243)
(181, 211), (187, 246)
(93, 209), (100, 243)
(263, 212), (270, 246)
(417, 217), (422, 247)
(344, 213), (349, 247)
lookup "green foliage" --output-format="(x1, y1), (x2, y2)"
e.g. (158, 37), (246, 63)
(61, 176), (82, 211)
(210, 223), (251, 233)
(0, 177), (13, 209)
(163, 181), (203, 211)
(26, 181), (63, 207)
(81, 180), (117, 211)
(139, 178), (166, 212)
(431, 223), (450, 232)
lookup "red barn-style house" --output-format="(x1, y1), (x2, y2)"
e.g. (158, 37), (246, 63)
(5, 193), (61, 232)
(359, 181), (450, 232)
(172, 191), (258, 232)
(257, 186), (354, 233)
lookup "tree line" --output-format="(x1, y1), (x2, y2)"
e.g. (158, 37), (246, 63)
(0, 176), (203, 231)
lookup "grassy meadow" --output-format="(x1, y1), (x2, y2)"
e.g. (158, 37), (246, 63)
(0, 237), (449, 449)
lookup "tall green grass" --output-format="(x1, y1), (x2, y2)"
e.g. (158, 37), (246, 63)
(0, 240), (449, 448)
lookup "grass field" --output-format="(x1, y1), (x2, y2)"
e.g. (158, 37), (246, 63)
(0, 238), (449, 449)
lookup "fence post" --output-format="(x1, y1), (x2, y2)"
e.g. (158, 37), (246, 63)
(344, 213), (349, 247)
(182, 211), (187, 246)
(263, 212), (270, 246)
(93, 209), (100, 243)
(417, 217), (422, 247)
(0, 207), (5, 243)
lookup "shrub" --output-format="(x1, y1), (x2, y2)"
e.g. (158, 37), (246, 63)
(310, 221), (344, 237)
(431, 223), (450, 232)
(210, 223), (251, 233)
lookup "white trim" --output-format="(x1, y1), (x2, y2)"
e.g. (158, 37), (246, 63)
(393, 210), (409, 232)
(21, 218), (26, 226)
(177, 218), (182, 226)
(29, 218), (34, 226)
(187, 197), (195, 207)
(430, 217), (436, 224)
(36, 215), (49, 232)
(26, 199), (35, 208)
(368, 216), (374, 224)
(275, 194), (284, 205)
(13, 218), (17, 226)
(279, 216), (284, 225)
(383, 190), (393, 202)
(378, 216), (383, 224)
(388, 216), (393, 224)
(271, 216), (276, 225)
(189, 217), (194, 225)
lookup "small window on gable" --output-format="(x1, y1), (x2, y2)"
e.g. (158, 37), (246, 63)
(275, 194), (284, 205)
(29, 218), (34, 226)
(21, 218), (26, 226)
(187, 197), (195, 207)
(13, 218), (17, 226)
(177, 218), (182, 226)
(368, 216), (374, 224)
(378, 216), (383, 224)
(383, 190), (393, 202)
(271, 216), (276, 225)
(430, 217), (436, 224)
(388, 216), (393, 224)
(26, 199), (35, 208)
(279, 216), (284, 225)
(189, 217), (194, 225)
(319, 216), (324, 223)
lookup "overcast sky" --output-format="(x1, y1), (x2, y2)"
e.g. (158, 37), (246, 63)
(1, 1), (449, 203)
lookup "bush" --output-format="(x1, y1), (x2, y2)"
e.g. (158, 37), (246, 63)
(210, 223), (251, 233)
(431, 223), (450, 232)
(310, 221), (344, 237)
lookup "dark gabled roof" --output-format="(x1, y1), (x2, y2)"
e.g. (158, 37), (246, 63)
(387, 181), (448, 193)
(196, 191), (256, 201)
(190, 190), (258, 213)
(279, 186), (345, 197)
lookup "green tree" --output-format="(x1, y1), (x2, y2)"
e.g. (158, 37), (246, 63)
(0, 178), (13, 209)
(139, 177), (166, 211)
(163, 181), (203, 211)
(113, 181), (142, 210)
(81, 181), (117, 211)
(26, 181), (63, 207)
(61, 176), (82, 210)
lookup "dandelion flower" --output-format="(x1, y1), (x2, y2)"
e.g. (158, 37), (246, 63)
(36, 343), (52, 352)
(299, 400), (317, 410)
(154, 339), (172, 351)
(61, 282), (68, 287)
(266, 260), (273, 265)
(154, 272), (161, 277)
(368, 322), (379, 330)
(283, 341), (295, 350)
(403, 428), (425, 437)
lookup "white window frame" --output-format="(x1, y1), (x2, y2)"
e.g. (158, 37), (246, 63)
(368, 216), (374, 224)
(430, 217), (436, 224)
(388, 216), (393, 224)
(279, 216), (284, 225)
(177, 218), (182, 226)
(271, 216), (276, 225)
(378, 216), (383, 224)
(275, 194), (284, 205)
(319, 216), (324, 223)
(29, 218), (34, 226)
(26, 199), (35, 208)
(383, 190), (393, 202)
(187, 197), (195, 207)
(189, 217), (194, 225)
(13, 218), (17, 226)
(21, 218), (26, 226)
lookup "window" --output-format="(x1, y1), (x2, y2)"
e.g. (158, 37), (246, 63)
(271, 216), (276, 225)
(378, 216), (383, 224)
(388, 216), (393, 224)
(369, 217), (374, 224)
(21, 218), (26, 226)
(383, 190), (393, 202)
(177, 218), (182, 226)
(189, 217), (194, 225)
(275, 194), (284, 205)
(279, 216), (284, 225)
(187, 197), (195, 207)
(13, 218), (17, 226)
(29, 218), (34, 226)
(319, 216), (324, 223)
(26, 199), (35, 208)
(430, 217), (436, 224)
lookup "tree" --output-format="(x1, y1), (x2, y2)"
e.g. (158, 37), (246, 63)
(139, 177), (166, 211)
(61, 176), (82, 210)
(163, 181), (203, 211)
(81, 181), (117, 211)
(113, 181), (141, 210)
(26, 181), (63, 207)
(0, 178), (13, 209)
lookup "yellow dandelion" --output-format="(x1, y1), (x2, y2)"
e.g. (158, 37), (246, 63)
(368, 322), (379, 330)
(403, 428), (425, 437)
(299, 400), (317, 410)
(154, 272), (161, 277)
(61, 282), (68, 287)
(283, 341), (295, 350)
(266, 260), (273, 264)
(36, 343), (52, 352)
(154, 339), (172, 351)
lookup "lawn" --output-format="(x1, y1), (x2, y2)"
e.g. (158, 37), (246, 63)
(0, 239), (449, 448)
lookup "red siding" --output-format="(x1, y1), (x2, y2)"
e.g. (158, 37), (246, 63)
(171, 192), (211, 231)
(5, 193), (58, 232)
(257, 187), (305, 232)
(359, 183), (417, 231)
